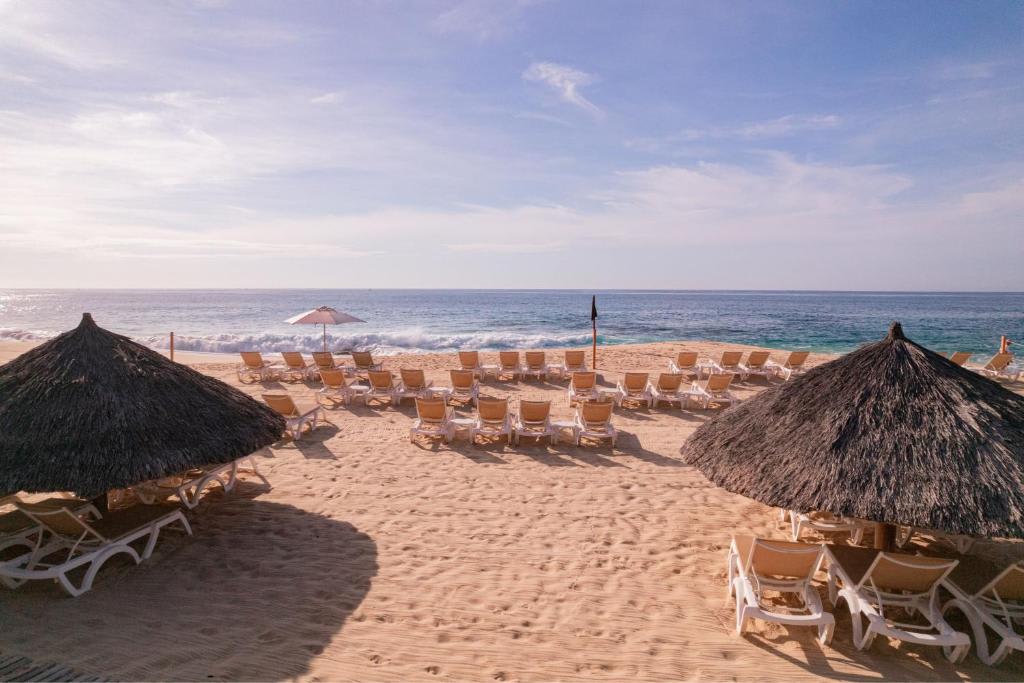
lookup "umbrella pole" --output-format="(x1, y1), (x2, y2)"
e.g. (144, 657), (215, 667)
(874, 522), (896, 551)
(323, 323), (327, 353)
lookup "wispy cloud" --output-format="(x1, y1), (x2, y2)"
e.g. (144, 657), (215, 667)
(938, 61), (997, 81)
(523, 61), (602, 117)
(310, 91), (344, 105)
(445, 241), (565, 254)
(679, 114), (842, 141)
(433, 0), (540, 41)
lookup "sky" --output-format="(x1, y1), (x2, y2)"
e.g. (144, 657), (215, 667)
(0, 0), (1021, 290)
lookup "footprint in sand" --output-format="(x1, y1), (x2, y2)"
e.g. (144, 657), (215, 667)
(425, 665), (441, 675)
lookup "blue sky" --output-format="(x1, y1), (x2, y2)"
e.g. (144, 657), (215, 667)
(0, 0), (1021, 290)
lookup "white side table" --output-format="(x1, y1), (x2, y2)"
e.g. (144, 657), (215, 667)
(551, 420), (579, 446)
(449, 417), (476, 441)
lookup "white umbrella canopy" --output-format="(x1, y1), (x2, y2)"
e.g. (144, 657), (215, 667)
(285, 306), (365, 352)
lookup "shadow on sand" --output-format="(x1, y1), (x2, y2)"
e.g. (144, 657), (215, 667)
(0, 485), (378, 681)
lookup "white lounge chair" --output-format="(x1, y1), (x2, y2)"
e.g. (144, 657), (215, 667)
(459, 350), (498, 381)
(317, 368), (369, 407)
(942, 560), (1024, 665)
(522, 351), (550, 381)
(766, 351), (810, 381)
(668, 351), (700, 380)
(691, 373), (738, 409)
(557, 350), (588, 379)
(975, 353), (1020, 381)
(714, 351), (744, 375)
(131, 455), (268, 510)
(739, 351), (772, 382)
(648, 373), (686, 408)
(280, 352), (316, 382)
(497, 351), (522, 381)
(615, 372), (652, 408)
(784, 509), (867, 546)
(574, 401), (617, 447)
(409, 397), (455, 444)
(1, 503), (191, 597)
(513, 400), (555, 446)
(567, 371), (598, 405)
(365, 370), (402, 407)
(471, 397), (512, 446)
(448, 369), (480, 407)
(350, 350), (382, 375)
(312, 351), (355, 377)
(236, 351), (281, 383)
(948, 351), (971, 367)
(395, 368), (433, 404)
(728, 535), (834, 644)
(0, 496), (101, 588)
(826, 545), (969, 661)
(263, 393), (323, 440)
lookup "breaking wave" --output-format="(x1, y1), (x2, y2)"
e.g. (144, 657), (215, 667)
(0, 327), (52, 342)
(138, 329), (612, 355)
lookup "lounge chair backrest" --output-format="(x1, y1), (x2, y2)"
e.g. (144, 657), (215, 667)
(401, 368), (426, 390)
(320, 368), (347, 389)
(949, 352), (971, 366)
(478, 397), (508, 422)
(657, 373), (683, 391)
(240, 351), (265, 369)
(525, 351), (546, 369)
(572, 371), (596, 390)
(415, 398), (447, 422)
(624, 372), (649, 391)
(351, 351), (375, 369)
(860, 553), (957, 594)
(450, 369), (475, 389)
(746, 351), (770, 368)
(281, 351), (305, 369)
(459, 351), (480, 369)
(979, 562), (1024, 601)
(720, 351), (742, 367)
(580, 401), (613, 427)
(312, 352), (336, 369)
(706, 373), (733, 392)
(519, 400), (551, 423)
(986, 353), (1012, 371)
(745, 538), (823, 580)
(786, 351), (810, 368)
(565, 350), (585, 367)
(675, 351), (697, 369)
(17, 504), (102, 541)
(262, 393), (298, 417)
(368, 371), (394, 390)
(499, 351), (520, 367)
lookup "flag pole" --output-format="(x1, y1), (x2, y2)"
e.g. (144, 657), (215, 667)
(591, 295), (598, 371)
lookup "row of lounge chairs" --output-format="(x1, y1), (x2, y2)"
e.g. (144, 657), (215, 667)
(728, 534), (1024, 666)
(0, 455), (265, 597)
(409, 396), (617, 447)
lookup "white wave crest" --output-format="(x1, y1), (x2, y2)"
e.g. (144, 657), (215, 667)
(140, 328), (603, 355)
(0, 327), (53, 342)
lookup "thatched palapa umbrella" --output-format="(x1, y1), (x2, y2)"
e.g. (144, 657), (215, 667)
(681, 322), (1024, 547)
(0, 313), (285, 499)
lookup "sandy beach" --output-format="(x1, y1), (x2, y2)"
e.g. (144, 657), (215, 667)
(2, 339), (1023, 682)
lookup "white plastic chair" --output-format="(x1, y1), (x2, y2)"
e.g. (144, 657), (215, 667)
(574, 401), (617, 447)
(471, 397), (512, 445)
(568, 371), (598, 405)
(263, 393), (324, 439)
(942, 561), (1024, 666)
(728, 535), (834, 644)
(409, 397), (455, 443)
(513, 400), (555, 446)
(615, 372), (652, 408)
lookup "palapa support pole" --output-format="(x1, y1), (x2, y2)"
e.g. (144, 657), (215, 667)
(874, 522), (897, 551)
(169, 332), (174, 362)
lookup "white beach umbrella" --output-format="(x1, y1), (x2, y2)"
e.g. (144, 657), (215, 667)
(285, 306), (365, 352)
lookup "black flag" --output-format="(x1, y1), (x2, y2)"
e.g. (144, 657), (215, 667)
(591, 295), (598, 321)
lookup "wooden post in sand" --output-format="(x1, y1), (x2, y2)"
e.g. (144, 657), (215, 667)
(874, 522), (896, 551)
(170, 332), (175, 362)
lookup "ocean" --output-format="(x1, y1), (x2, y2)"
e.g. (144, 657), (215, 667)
(0, 289), (1021, 357)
